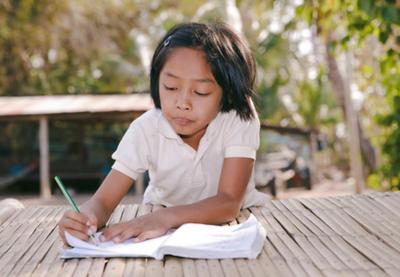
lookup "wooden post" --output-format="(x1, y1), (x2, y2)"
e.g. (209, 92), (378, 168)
(39, 116), (51, 198)
(344, 52), (365, 193)
(135, 173), (144, 195)
(309, 131), (318, 186)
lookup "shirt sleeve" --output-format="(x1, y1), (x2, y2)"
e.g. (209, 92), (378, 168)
(223, 112), (260, 160)
(111, 120), (150, 180)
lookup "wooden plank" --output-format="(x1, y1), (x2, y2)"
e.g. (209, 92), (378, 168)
(71, 259), (93, 277)
(106, 204), (125, 226)
(273, 200), (315, 237)
(274, 201), (353, 274)
(87, 259), (108, 277)
(102, 204), (130, 277)
(121, 204), (139, 221)
(280, 198), (386, 275)
(206, 259), (225, 277)
(122, 205), (152, 277)
(280, 199), (392, 270)
(144, 205), (165, 277)
(104, 258), (127, 277)
(21, 227), (60, 276)
(117, 204), (140, 277)
(299, 198), (348, 236)
(194, 259), (211, 277)
(251, 207), (294, 276)
(235, 210), (268, 277)
(315, 198), (400, 270)
(31, 237), (64, 277)
(145, 258), (164, 277)
(37, 240), (66, 277)
(60, 259), (79, 277)
(0, 208), (23, 233)
(332, 196), (397, 234)
(325, 235), (379, 272)
(262, 238), (294, 276)
(165, 257), (183, 277)
(348, 196), (400, 234)
(372, 196), (400, 221)
(251, 207), (309, 277)
(333, 198), (400, 253)
(9, 207), (65, 276)
(0, 207), (55, 275)
(181, 259), (198, 277)
(342, 235), (399, 270)
(243, 208), (288, 277)
(0, 206), (42, 249)
(302, 197), (394, 274)
(286, 199), (336, 236)
(123, 259), (146, 277)
(262, 208), (323, 277)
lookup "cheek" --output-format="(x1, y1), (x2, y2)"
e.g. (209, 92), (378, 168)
(159, 91), (170, 108)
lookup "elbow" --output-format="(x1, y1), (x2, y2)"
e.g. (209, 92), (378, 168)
(220, 194), (242, 222)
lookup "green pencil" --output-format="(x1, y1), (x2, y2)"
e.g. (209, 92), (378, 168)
(54, 176), (98, 244)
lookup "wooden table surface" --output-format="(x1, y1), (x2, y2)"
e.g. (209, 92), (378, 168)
(1, 192), (400, 277)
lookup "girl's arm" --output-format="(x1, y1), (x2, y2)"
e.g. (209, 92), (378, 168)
(81, 169), (134, 228)
(58, 169), (134, 244)
(100, 157), (252, 242)
(166, 157), (252, 225)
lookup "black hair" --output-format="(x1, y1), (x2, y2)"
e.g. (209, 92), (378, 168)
(150, 22), (256, 120)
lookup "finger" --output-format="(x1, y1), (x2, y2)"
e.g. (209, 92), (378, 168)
(133, 232), (150, 242)
(63, 210), (89, 225)
(86, 213), (98, 231)
(134, 229), (167, 242)
(100, 224), (125, 241)
(117, 228), (141, 242)
(61, 217), (90, 234)
(58, 226), (67, 244)
(66, 229), (90, 241)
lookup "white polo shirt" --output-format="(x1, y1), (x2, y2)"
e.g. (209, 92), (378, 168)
(111, 108), (268, 208)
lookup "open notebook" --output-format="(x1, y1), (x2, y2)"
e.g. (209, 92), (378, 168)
(60, 214), (266, 260)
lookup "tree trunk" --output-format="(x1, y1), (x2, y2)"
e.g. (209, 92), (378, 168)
(325, 43), (377, 176)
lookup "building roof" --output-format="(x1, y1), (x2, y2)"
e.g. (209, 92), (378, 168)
(0, 94), (154, 119)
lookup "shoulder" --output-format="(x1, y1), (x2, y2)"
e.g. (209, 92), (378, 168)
(129, 108), (162, 132)
(218, 109), (260, 131)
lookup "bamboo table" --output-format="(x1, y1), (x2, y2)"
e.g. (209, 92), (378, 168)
(1, 192), (400, 276)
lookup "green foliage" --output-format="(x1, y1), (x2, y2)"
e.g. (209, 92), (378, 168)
(376, 49), (400, 189)
(293, 72), (338, 128)
(296, 0), (400, 189)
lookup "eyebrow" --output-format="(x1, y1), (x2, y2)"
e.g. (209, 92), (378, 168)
(163, 72), (215, 83)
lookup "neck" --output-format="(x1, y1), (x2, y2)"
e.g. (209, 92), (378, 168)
(180, 128), (207, 151)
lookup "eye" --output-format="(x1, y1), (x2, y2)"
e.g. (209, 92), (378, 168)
(163, 84), (177, 91)
(194, 91), (210, 96)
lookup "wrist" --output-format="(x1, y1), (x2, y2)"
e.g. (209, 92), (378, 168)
(158, 207), (181, 229)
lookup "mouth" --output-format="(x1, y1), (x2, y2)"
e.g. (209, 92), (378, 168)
(173, 117), (193, 126)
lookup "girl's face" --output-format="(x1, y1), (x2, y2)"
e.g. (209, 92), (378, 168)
(159, 47), (223, 149)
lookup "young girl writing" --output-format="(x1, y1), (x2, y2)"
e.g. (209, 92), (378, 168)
(58, 22), (268, 245)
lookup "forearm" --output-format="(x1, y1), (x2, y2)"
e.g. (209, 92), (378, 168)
(161, 193), (242, 229)
(79, 169), (134, 228)
(80, 197), (113, 228)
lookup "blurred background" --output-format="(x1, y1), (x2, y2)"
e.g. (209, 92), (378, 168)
(0, 0), (399, 204)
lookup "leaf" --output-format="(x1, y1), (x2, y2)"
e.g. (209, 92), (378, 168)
(381, 5), (399, 24)
(378, 27), (390, 43)
(357, 0), (374, 16)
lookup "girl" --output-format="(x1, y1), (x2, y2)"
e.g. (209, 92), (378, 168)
(58, 22), (268, 245)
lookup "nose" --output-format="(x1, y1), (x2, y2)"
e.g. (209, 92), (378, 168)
(176, 90), (191, 111)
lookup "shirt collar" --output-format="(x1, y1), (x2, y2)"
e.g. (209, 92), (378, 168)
(158, 110), (180, 140)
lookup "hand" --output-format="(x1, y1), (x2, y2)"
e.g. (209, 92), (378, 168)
(58, 210), (98, 246)
(100, 211), (171, 243)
